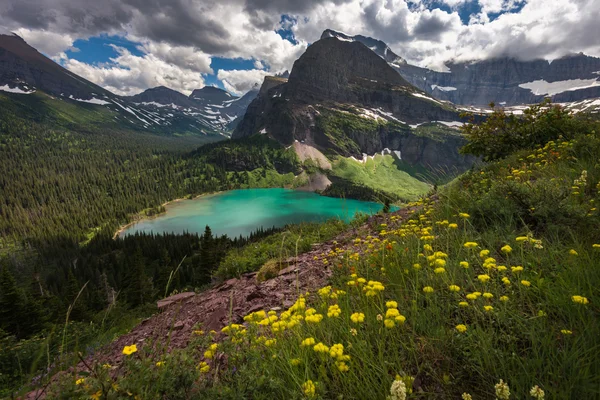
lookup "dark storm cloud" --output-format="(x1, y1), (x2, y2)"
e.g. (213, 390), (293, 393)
(0, 0), (240, 54)
(1, 0), (133, 35)
(124, 0), (233, 53)
(243, 0), (352, 14)
(361, 1), (410, 44)
(413, 12), (454, 41)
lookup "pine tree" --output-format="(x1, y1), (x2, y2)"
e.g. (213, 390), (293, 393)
(0, 265), (26, 337)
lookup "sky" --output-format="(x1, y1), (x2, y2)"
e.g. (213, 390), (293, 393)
(1, 0), (599, 97)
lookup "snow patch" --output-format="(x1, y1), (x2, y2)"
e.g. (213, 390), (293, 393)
(68, 95), (110, 105)
(411, 92), (444, 105)
(518, 78), (600, 96)
(259, 128), (267, 134)
(436, 121), (464, 128)
(0, 84), (35, 94)
(431, 85), (457, 92)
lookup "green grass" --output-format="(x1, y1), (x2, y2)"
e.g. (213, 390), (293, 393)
(214, 218), (359, 280)
(46, 125), (600, 399)
(330, 154), (431, 201)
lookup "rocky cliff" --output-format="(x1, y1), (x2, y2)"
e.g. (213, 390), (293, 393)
(233, 37), (468, 170)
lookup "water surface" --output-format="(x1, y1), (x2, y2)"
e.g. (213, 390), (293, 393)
(120, 188), (391, 238)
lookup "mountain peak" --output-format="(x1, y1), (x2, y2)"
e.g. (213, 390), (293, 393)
(286, 37), (410, 102)
(320, 29), (406, 66)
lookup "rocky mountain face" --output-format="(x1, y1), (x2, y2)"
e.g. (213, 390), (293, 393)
(321, 29), (406, 66)
(322, 29), (600, 107)
(0, 33), (114, 101)
(234, 37), (471, 170)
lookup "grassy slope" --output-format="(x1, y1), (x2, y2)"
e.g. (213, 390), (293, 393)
(48, 129), (600, 399)
(331, 154), (432, 200)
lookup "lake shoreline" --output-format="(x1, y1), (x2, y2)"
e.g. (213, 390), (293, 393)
(112, 191), (223, 239)
(113, 187), (401, 239)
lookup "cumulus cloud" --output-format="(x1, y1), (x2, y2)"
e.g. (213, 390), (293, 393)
(217, 68), (270, 95)
(1, 0), (600, 92)
(64, 45), (206, 96)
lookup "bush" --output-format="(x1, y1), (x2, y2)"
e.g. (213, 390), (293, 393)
(460, 100), (597, 161)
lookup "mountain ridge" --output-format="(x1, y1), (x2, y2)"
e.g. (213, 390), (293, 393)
(322, 29), (600, 106)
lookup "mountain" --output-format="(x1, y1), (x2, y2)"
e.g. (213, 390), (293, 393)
(123, 84), (259, 132)
(322, 29), (600, 107)
(321, 29), (406, 66)
(0, 33), (237, 139)
(127, 86), (198, 108)
(234, 37), (471, 171)
(190, 86), (236, 105)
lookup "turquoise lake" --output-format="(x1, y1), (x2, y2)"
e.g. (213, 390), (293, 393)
(120, 188), (391, 239)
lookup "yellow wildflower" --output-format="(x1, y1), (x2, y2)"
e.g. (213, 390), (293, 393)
(521, 280), (531, 287)
(75, 378), (85, 385)
(460, 261), (469, 269)
(572, 295), (589, 304)
(313, 342), (329, 353)
(455, 324), (467, 333)
(463, 242), (478, 249)
(122, 344), (138, 356)
(569, 249), (578, 256)
(449, 285), (460, 292)
(384, 319), (395, 328)
(301, 337), (316, 347)
(500, 296), (509, 302)
(395, 315), (406, 324)
(386, 301), (398, 309)
(561, 329), (573, 335)
(459, 212), (470, 218)
(413, 263), (422, 270)
(479, 249), (490, 258)
(501, 245), (512, 254)
(483, 292), (493, 299)
(423, 286), (434, 293)
(198, 361), (210, 373)
(327, 304), (341, 318)
(156, 361), (165, 367)
(302, 380), (316, 398)
(511, 266), (524, 273)
(434, 267), (446, 274)
(459, 301), (469, 307)
(477, 274), (491, 283)
(350, 312), (365, 323)
(448, 223), (458, 229)
(484, 305), (494, 312)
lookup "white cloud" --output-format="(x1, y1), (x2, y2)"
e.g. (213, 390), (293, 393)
(63, 45), (206, 96)
(217, 69), (270, 95)
(13, 28), (77, 56)
(2, 0), (600, 93)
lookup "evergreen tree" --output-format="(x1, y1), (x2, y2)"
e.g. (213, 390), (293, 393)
(0, 265), (26, 338)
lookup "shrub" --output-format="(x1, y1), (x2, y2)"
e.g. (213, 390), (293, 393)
(460, 100), (597, 161)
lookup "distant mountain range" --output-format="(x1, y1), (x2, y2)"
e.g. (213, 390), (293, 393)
(322, 29), (600, 107)
(0, 33), (256, 138)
